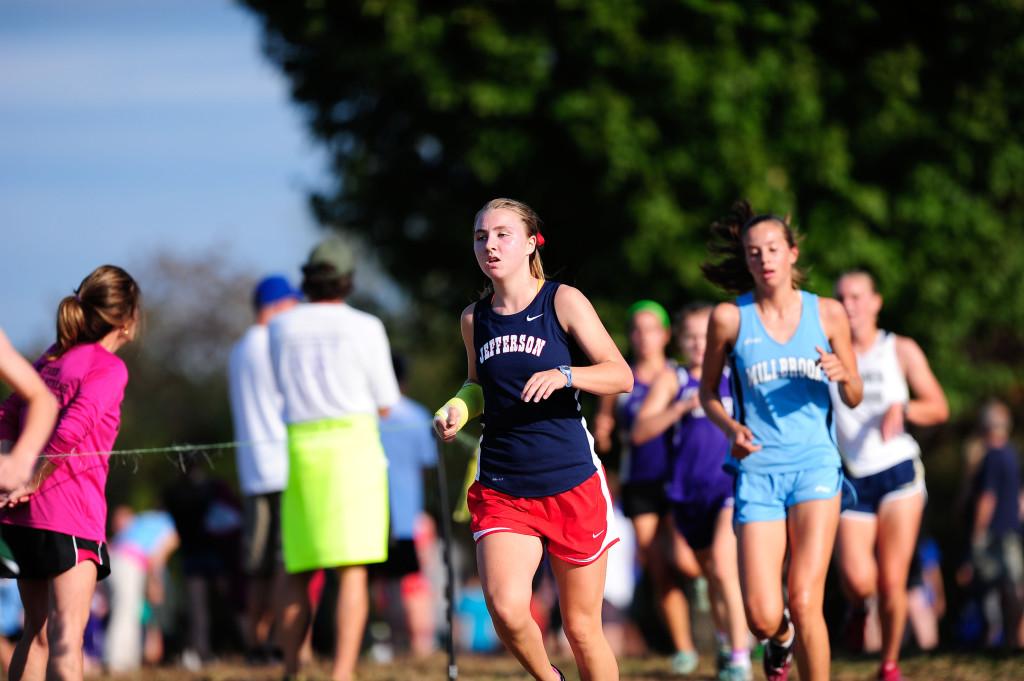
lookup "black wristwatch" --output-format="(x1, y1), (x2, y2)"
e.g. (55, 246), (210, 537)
(557, 365), (573, 388)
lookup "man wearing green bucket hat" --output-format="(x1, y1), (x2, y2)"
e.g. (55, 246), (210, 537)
(268, 236), (400, 681)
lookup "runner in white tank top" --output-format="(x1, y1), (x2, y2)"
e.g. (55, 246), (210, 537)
(833, 330), (921, 478)
(832, 271), (949, 681)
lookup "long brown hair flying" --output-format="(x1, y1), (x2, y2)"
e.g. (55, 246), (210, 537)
(701, 200), (804, 294)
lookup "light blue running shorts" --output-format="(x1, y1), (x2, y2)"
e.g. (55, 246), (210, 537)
(733, 466), (844, 525)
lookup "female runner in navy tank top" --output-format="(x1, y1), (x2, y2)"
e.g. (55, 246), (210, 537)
(434, 198), (632, 681)
(633, 303), (751, 680)
(699, 202), (862, 681)
(593, 301), (700, 673)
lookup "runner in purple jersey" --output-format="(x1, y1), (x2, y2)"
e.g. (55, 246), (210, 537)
(635, 304), (751, 681)
(617, 377), (671, 485)
(595, 301), (700, 674)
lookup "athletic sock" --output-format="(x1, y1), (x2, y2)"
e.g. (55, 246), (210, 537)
(731, 648), (751, 666)
(774, 620), (795, 649)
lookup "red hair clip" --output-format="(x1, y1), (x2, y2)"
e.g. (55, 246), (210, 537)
(535, 232), (546, 247)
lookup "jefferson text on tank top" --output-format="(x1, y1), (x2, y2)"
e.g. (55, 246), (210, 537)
(830, 330), (920, 478)
(666, 366), (733, 503)
(728, 291), (840, 473)
(474, 280), (598, 497)
(615, 367), (671, 485)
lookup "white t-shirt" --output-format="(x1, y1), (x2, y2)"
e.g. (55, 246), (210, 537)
(830, 330), (921, 477)
(268, 303), (400, 424)
(228, 325), (289, 495)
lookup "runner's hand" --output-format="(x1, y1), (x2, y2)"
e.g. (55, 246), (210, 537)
(433, 405), (463, 443)
(729, 423), (761, 460)
(3, 483), (35, 508)
(815, 345), (850, 383)
(880, 402), (905, 442)
(0, 454), (35, 493)
(521, 369), (568, 403)
(675, 393), (701, 418)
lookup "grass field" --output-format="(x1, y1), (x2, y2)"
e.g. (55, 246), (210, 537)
(86, 652), (1024, 680)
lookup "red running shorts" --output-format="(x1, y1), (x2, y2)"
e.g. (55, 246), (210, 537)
(468, 469), (618, 565)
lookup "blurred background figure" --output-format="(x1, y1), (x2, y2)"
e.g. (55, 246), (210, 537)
(635, 303), (750, 680)
(454, 573), (500, 655)
(0, 578), (23, 672)
(372, 352), (439, 658)
(905, 536), (945, 652)
(270, 237), (400, 681)
(594, 300), (700, 674)
(831, 269), (948, 681)
(599, 472), (642, 658)
(957, 399), (1023, 648)
(228, 274), (301, 662)
(104, 505), (179, 671)
(163, 459), (245, 668)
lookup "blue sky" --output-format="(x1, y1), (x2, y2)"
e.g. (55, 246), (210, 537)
(0, 0), (332, 349)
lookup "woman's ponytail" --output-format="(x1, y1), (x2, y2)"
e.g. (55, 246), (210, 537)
(51, 265), (141, 357)
(55, 295), (88, 356)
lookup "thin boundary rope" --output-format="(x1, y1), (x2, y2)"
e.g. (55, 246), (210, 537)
(26, 427), (480, 461)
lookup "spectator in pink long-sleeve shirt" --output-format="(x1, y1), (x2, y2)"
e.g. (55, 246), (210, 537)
(0, 265), (140, 681)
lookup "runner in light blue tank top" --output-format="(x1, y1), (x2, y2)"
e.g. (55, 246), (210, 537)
(728, 290), (840, 474)
(699, 202), (862, 681)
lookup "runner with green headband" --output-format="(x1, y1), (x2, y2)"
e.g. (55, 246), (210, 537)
(594, 299), (702, 674)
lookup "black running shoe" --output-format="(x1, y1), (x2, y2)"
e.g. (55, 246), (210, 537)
(762, 636), (794, 681)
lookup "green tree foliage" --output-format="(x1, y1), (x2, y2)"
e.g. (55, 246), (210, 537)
(243, 0), (1024, 413)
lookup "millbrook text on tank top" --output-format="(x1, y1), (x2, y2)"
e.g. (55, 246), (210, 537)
(478, 334), (547, 364)
(744, 356), (826, 386)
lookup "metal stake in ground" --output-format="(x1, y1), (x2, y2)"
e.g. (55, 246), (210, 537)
(436, 442), (458, 680)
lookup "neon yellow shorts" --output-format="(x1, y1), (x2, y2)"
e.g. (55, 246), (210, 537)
(282, 415), (389, 573)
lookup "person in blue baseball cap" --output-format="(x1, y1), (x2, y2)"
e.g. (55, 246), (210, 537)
(253, 274), (303, 311)
(227, 274), (301, 662)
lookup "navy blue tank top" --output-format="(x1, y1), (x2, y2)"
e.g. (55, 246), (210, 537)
(473, 280), (598, 497)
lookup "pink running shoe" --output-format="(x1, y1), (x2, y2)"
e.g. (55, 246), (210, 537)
(761, 637), (794, 681)
(551, 664), (566, 681)
(878, 661), (902, 681)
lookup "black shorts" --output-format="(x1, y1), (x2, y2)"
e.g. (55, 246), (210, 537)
(243, 492), (283, 578)
(1, 524), (111, 581)
(370, 539), (420, 579)
(620, 480), (669, 519)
